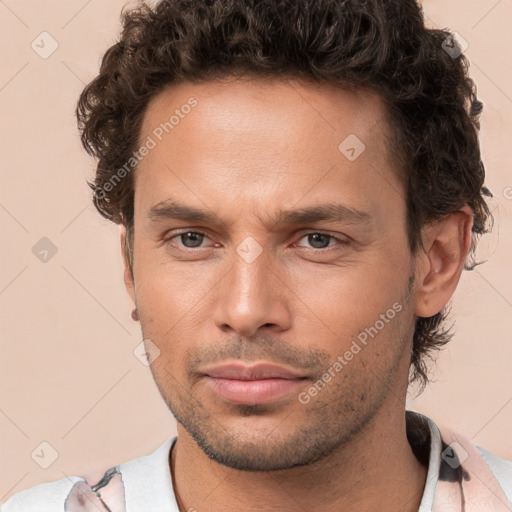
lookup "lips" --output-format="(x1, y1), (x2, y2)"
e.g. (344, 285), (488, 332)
(204, 363), (304, 380)
(202, 363), (307, 405)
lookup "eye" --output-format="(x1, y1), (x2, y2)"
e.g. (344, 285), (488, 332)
(162, 230), (348, 253)
(166, 231), (211, 249)
(295, 232), (347, 250)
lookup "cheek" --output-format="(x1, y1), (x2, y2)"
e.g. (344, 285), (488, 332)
(288, 256), (409, 340)
(134, 253), (219, 339)
(135, 234), (209, 298)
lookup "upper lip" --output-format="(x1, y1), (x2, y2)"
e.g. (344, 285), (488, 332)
(202, 363), (306, 380)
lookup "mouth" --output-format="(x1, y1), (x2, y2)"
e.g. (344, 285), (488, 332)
(201, 362), (308, 405)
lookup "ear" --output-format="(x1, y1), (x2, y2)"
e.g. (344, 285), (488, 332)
(414, 206), (474, 318)
(120, 224), (136, 305)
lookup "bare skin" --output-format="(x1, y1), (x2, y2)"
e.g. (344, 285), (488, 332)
(121, 77), (473, 511)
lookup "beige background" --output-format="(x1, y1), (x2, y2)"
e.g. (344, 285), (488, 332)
(1, 0), (511, 501)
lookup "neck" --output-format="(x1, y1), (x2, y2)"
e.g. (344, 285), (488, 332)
(170, 399), (428, 512)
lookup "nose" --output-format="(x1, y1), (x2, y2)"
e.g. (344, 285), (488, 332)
(213, 244), (292, 337)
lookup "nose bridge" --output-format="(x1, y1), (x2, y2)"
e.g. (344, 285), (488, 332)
(213, 238), (291, 335)
(232, 241), (268, 308)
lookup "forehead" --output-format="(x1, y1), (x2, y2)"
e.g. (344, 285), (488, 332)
(141, 76), (390, 152)
(134, 77), (403, 225)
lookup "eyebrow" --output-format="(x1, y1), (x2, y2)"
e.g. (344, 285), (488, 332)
(147, 199), (372, 227)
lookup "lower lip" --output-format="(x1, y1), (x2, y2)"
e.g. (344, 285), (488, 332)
(205, 376), (305, 405)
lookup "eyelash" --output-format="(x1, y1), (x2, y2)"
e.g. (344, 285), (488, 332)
(162, 230), (348, 252)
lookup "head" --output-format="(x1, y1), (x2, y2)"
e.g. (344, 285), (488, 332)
(76, 0), (492, 471)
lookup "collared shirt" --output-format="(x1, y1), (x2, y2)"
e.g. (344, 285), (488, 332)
(1, 411), (511, 511)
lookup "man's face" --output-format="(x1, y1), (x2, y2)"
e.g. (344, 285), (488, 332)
(126, 77), (417, 471)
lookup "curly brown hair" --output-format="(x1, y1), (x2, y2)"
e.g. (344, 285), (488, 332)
(76, 0), (492, 390)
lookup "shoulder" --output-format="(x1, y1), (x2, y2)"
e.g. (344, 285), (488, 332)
(475, 444), (512, 505)
(0, 437), (177, 512)
(0, 475), (85, 512)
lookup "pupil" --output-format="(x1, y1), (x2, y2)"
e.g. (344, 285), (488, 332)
(309, 233), (330, 249)
(183, 232), (203, 247)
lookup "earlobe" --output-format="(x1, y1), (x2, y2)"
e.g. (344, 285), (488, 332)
(414, 206), (474, 318)
(120, 225), (136, 304)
